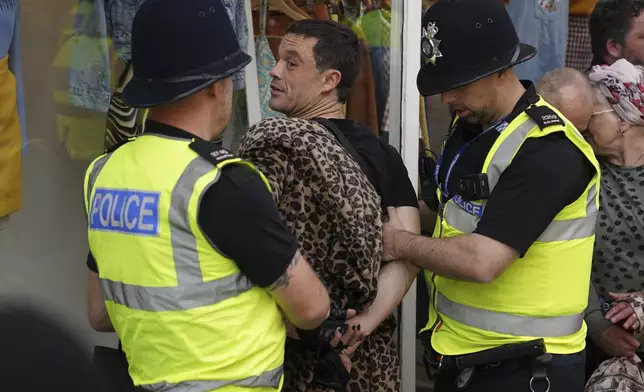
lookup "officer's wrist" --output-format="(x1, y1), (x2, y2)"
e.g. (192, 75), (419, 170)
(392, 229), (413, 260)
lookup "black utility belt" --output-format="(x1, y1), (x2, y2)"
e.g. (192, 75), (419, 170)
(423, 339), (554, 391)
(425, 339), (549, 373)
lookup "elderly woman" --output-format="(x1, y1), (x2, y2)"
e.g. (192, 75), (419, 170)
(584, 59), (644, 370)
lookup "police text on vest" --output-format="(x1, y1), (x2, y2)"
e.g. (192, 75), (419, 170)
(451, 195), (484, 218)
(89, 189), (161, 235)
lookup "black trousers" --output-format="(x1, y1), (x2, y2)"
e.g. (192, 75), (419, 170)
(434, 350), (586, 392)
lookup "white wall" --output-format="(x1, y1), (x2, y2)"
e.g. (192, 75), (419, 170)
(0, 0), (116, 350)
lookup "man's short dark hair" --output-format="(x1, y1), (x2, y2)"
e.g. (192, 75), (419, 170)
(590, 0), (644, 64)
(286, 20), (361, 103)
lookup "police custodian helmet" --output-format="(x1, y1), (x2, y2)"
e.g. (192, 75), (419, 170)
(416, 0), (537, 96)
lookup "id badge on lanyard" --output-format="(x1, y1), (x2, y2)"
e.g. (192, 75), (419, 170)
(433, 118), (509, 201)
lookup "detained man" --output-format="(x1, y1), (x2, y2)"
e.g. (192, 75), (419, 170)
(238, 19), (420, 392)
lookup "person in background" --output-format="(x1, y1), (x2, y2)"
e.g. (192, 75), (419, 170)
(535, 67), (627, 380)
(582, 58), (644, 374)
(0, 302), (111, 392)
(384, 0), (601, 390)
(567, 0), (598, 72)
(585, 292), (644, 391)
(84, 0), (341, 391)
(505, 0), (569, 82)
(590, 0), (644, 67)
(537, 67), (595, 131)
(238, 19), (420, 392)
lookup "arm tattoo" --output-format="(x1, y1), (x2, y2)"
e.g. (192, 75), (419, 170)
(268, 251), (301, 291)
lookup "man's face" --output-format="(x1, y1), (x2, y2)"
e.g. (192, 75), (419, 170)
(269, 34), (327, 116)
(440, 75), (500, 126)
(619, 12), (644, 65)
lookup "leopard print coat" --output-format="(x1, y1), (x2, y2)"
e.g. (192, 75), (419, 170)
(239, 117), (400, 392)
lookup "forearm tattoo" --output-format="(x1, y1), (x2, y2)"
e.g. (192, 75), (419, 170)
(268, 251), (301, 291)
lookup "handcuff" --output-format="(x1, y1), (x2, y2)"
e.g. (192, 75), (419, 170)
(296, 308), (353, 391)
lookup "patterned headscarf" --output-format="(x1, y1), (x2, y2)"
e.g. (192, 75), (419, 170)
(588, 59), (644, 127)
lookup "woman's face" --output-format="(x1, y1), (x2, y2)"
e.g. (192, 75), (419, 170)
(585, 102), (623, 155)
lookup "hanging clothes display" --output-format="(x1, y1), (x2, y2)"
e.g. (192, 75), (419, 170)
(255, 0), (285, 119)
(102, 0), (147, 151)
(358, 7), (391, 133)
(346, 39), (379, 134)
(53, 0), (113, 160)
(104, 61), (145, 151)
(0, 0), (25, 218)
(59, 0), (250, 158)
(506, 0), (569, 82)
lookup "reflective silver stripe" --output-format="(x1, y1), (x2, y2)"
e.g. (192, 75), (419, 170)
(97, 156), (254, 310)
(86, 153), (113, 208)
(536, 183), (598, 242)
(443, 202), (478, 234)
(100, 272), (253, 312)
(142, 365), (283, 392)
(443, 116), (598, 242)
(436, 292), (584, 337)
(485, 118), (537, 190)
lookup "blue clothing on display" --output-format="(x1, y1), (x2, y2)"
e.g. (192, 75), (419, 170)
(506, 0), (568, 83)
(223, 0), (249, 91)
(0, 0), (27, 149)
(68, 0), (249, 112)
(68, 0), (111, 112)
(255, 0), (284, 120)
(104, 0), (145, 61)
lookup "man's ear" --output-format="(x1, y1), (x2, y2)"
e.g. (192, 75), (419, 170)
(606, 39), (624, 60)
(207, 78), (231, 99)
(207, 80), (220, 97)
(320, 69), (342, 95)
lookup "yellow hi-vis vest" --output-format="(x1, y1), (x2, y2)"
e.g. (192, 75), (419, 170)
(422, 99), (601, 356)
(83, 133), (286, 392)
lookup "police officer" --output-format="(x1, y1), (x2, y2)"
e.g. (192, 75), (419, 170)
(83, 0), (336, 390)
(383, 0), (600, 391)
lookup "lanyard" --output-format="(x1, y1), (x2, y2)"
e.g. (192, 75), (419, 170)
(433, 118), (509, 200)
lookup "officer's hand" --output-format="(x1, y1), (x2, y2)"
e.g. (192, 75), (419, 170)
(383, 207), (405, 262)
(598, 325), (640, 358)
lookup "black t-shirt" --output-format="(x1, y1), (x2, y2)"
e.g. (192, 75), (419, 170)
(328, 119), (419, 210)
(436, 81), (596, 255)
(86, 121), (298, 288)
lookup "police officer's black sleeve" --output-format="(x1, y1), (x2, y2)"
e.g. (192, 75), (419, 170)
(473, 133), (595, 256)
(197, 164), (299, 288)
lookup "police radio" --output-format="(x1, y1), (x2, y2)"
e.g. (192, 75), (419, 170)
(419, 150), (439, 211)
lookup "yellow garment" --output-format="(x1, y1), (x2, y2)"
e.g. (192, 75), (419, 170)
(0, 54), (22, 217)
(569, 0), (598, 15)
(51, 18), (120, 161)
(422, 98), (601, 356)
(84, 134), (285, 391)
